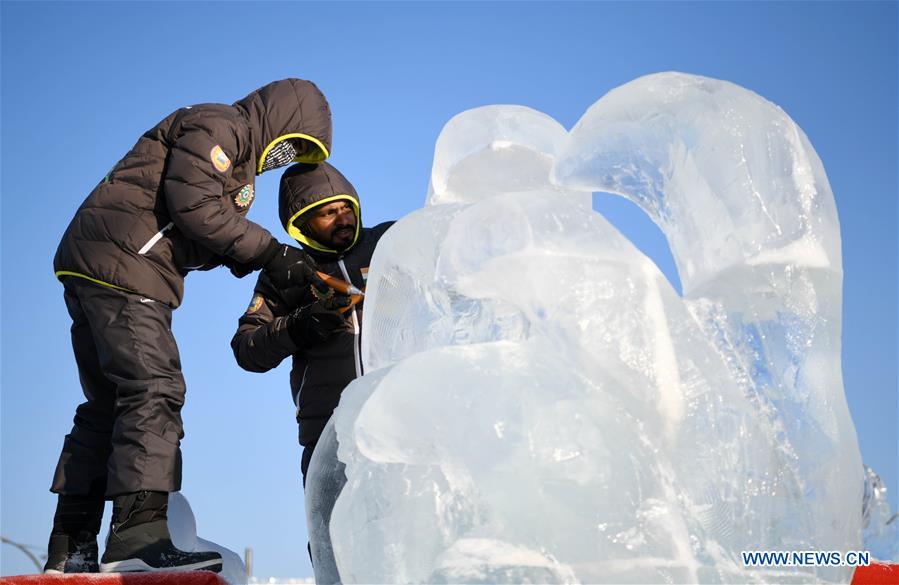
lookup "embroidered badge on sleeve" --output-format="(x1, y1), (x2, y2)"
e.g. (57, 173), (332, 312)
(246, 294), (264, 314)
(210, 145), (231, 173)
(235, 184), (255, 208)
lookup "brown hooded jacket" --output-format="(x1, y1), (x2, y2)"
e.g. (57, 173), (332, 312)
(54, 78), (332, 307)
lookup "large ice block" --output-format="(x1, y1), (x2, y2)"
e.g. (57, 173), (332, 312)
(310, 73), (864, 584)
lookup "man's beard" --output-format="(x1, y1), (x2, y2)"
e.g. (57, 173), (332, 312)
(330, 225), (355, 249)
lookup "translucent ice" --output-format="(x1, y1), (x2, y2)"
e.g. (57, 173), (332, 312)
(306, 73), (864, 583)
(862, 466), (899, 561)
(426, 105), (572, 207)
(169, 491), (247, 585)
(306, 418), (346, 585)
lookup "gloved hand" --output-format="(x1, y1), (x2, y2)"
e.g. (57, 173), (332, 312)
(288, 296), (352, 347)
(308, 275), (359, 309)
(263, 243), (319, 289)
(221, 256), (254, 278)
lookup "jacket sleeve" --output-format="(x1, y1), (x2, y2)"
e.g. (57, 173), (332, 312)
(231, 273), (302, 372)
(163, 121), (275, 266)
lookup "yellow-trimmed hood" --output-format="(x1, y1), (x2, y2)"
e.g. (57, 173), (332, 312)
(279, 163), (362, 255)
(233, 78), (332, 174)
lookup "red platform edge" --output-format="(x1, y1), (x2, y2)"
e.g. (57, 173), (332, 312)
(1, 564), (894, 584)
(0, 574), (225, 585)
(852, 563), (899, 585)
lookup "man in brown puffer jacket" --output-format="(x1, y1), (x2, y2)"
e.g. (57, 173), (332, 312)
(47, 79), (332, 574)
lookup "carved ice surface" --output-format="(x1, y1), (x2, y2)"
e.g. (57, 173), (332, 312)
(305, 73), (865, 583)
(425, 105), (572, 207)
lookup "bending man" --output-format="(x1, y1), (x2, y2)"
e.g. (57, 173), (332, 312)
(49, 79), (329, 574)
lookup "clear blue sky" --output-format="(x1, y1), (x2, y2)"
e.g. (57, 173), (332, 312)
(2, 1), (896, 579)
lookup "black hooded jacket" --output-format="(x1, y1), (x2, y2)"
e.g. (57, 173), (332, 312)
(231, 163), (392, 447)
(54, 78), (332, 307)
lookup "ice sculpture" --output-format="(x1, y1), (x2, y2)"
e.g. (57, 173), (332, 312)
(305, 72), (864, 583)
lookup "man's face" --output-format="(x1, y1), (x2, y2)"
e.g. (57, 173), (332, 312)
(304, 200), (357, 249)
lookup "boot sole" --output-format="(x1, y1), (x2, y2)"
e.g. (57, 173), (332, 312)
(99, 558), (223, 573)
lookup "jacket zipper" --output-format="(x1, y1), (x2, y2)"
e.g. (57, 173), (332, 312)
(338, 259), (363, 378)
(138, 222), (174, 255)
(295, 364), (308, 419)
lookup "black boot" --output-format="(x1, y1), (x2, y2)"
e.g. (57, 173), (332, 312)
(43, 494), (104, 573)
(99, 491), (222, 573)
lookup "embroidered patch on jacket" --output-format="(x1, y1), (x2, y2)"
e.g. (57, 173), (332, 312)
(245, 294), (264, 314)
(210, 145), (231, 173)
(235, 184), (255, 208)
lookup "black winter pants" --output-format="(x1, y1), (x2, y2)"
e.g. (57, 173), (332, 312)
(51, 279), (185, 497)
(301, 442), (316, 487)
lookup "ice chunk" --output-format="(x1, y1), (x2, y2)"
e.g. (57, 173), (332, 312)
(862, 466), (899, 561)
(552, 71), (841, 296)
(553, 72), (861, 561)
(305, 419), (346, 585)
(429, 538), (579, 583)
(364, 106), (588, 371)
(314, 73), (863, 584)
(361, 204), (468, 372)
(169, 491), (247, 585)
(168, 491), (199, 553)
(427, 105), (570, 206)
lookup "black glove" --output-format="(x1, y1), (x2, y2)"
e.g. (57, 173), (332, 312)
(308, 276), (358, 308)
(225, 239), (287, 279)
(221, 256), (254, 278)
(263, 244), (319, 289)
(288, 298), (352, 347)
